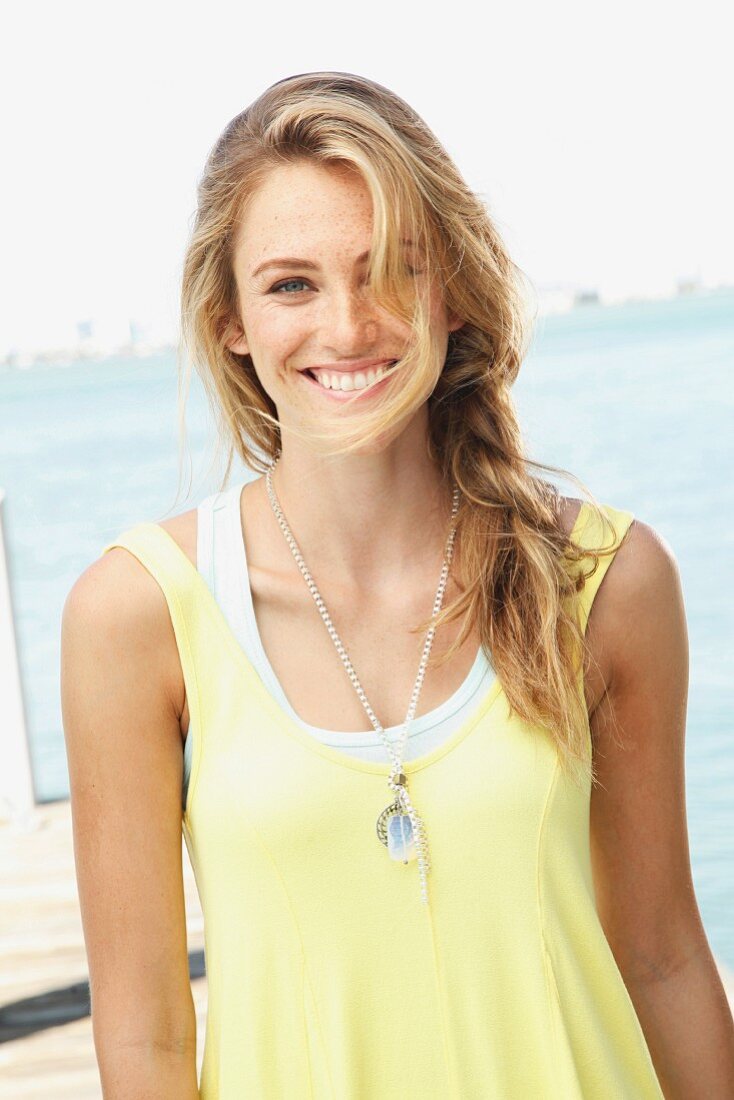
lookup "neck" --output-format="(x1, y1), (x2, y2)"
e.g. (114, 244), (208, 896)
(265, 430), (455, 593)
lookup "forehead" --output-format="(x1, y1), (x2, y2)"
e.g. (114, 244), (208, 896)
(236, 161), (374, 261)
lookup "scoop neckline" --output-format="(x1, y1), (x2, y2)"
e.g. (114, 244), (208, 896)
(224, 479), (492, 746)
(147, 491), (588, 778)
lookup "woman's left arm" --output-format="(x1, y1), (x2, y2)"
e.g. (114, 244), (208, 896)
(587, 517), (734, 1099)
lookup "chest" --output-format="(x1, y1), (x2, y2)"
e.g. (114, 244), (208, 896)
(249, 564), (483, 732)
(176, 504), (612, 737)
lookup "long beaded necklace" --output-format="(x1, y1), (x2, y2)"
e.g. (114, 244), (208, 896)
(265, 451), (461, 906)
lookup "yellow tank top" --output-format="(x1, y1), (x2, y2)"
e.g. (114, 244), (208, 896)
(102, 500), (664, 1098)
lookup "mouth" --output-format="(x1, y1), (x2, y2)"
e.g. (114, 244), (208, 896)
(300, 360), (398, 400)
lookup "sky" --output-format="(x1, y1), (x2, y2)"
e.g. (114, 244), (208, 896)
(1, 0), (732, 356)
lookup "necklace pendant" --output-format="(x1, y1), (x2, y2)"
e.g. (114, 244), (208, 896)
(387, 811), (417, 864)
(376, 800), (418, 863)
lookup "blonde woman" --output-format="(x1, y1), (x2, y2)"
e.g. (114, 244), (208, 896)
(61, 72), (734, 1098)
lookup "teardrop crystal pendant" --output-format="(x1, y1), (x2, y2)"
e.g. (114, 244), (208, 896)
(376, 801), (417, 863)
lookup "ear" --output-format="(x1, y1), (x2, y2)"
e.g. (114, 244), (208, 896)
(222, 316), (249, 356)
(447, 311), (465, 334)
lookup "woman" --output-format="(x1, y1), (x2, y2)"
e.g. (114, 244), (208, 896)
(61, 72), (734, 1098)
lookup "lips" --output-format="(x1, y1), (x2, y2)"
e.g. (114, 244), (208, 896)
(299, 360), (396, 400)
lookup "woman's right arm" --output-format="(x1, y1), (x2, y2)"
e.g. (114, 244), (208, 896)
(60, 547), (199, 1098)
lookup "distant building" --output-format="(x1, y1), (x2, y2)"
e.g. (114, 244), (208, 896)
(534, 286), (576, 316)
(573, 289), (600, 307)
(677, 276), (702, 296)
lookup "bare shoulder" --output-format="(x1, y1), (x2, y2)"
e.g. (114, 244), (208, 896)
(62, 560), (180, 729)
(559, 495), (679, 609)
(556, 497), (683, 712)
(589, 512), (685, 691)
(61, 505), (198, 717)
(65, 505), (198, 615)
(64, 541), (167, 649)
(586, 506), (681, 620)
(579, 507), (685, 721)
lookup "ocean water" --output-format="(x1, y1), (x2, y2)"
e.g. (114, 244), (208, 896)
(1, 288), (732, 967)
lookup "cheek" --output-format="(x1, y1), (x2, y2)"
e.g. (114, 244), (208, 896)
(247, 304), (309, 363)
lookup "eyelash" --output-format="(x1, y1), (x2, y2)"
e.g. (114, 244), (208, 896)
(268, 268), (423, 296)
(270, 278), (311, 295)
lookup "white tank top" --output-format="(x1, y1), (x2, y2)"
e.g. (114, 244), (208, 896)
(182, 481), (496, 806)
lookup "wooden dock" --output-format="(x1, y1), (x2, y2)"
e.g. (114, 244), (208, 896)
(0, 799), (205, 1099)
(1, 798), (732, 1097)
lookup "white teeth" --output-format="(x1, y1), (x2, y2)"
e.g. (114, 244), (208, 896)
(310, 363), (392, 391)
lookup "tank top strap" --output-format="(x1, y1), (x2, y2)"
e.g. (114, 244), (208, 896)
(570, 501), (635, 633)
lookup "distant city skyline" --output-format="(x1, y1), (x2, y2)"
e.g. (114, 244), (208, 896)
(4, 278), (728, 370)
(3, 0), (731, 361)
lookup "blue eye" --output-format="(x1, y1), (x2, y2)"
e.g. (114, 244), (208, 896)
(270, 278), (310, 294)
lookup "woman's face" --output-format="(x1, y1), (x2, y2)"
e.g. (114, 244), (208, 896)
(225, 160), (463, 432)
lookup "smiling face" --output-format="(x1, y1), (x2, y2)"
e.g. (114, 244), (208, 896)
(225, 159), (463, 447)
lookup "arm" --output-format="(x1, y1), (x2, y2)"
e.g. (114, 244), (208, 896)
(588, 518), (734, 1098)
(61, 548), (199, 1098)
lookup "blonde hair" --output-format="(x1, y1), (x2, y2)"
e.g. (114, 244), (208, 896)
(179, 71), (625, 789)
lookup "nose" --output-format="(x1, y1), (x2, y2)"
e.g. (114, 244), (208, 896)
(320, 283), (380, 355)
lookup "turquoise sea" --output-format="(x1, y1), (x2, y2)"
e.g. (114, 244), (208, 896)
(1, 288), (732, 967)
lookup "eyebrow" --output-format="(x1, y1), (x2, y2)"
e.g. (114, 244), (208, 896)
(250, 238), (420, 279)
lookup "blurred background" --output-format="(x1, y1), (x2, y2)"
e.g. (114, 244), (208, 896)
(1, 0), (732, 1093)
